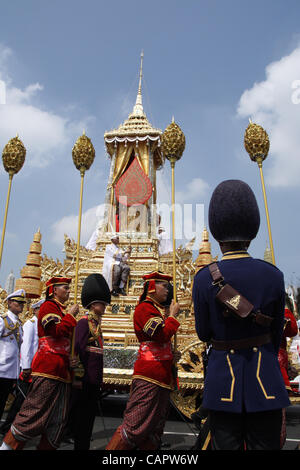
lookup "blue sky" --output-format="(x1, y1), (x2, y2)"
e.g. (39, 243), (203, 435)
(1, 0), (300, 289)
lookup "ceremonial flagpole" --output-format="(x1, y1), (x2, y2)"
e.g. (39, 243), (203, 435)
(0, 136), (26, 268)
(74, 168), (85, 303)
(162, 118), (185, 351)
(170, 158), (177, 301)
(0, 174), (13, 268)
(71, 131), (95, 355)
(244, 120), (275, 265)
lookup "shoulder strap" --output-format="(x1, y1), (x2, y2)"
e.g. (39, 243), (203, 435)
(208, 262), (224, 285)
(208, 262), (273, 327)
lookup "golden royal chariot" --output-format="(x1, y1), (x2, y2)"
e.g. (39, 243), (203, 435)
(1, 56), (299, 419)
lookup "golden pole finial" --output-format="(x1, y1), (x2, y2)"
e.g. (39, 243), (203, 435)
(0, 136), (26, 268)
(244, 121), (275, 265)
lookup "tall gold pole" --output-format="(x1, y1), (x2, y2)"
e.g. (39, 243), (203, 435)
(71, 132), (95, 357)
(170, 160), (177, 303)
(0, 173), (13, 268)
(257, 158), (275, 265)
(161, 119), (185, 356)
(74, 168), (85, 303)
(170, 159), (178, 352)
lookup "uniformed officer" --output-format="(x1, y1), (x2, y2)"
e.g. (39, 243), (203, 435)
(0, 289), (26, 422)
(192, 179), (290, 450)
(0, 299), (43, 436)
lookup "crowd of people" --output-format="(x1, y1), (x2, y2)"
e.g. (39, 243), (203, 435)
(0, 178), (299, 451)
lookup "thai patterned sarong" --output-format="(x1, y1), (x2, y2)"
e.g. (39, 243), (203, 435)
(10, 376), (71, 448)
(121, 378), (170, 448)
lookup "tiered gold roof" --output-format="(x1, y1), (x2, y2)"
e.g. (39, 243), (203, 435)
(263, 242), (273, 264)
(195, 227), (216, 271)
(15, 229), (43, 299)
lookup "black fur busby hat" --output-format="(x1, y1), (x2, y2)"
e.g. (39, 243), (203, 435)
(208, 179), (260, 242)
(81, 273), (111, 308)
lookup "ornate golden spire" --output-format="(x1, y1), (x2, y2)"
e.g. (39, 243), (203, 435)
(263, 241), (273, 264)
(15, 229), (43, 299)
(104, 52), (161, 140)
(195, 227), (216, 272)
(132, 50), (144, 117)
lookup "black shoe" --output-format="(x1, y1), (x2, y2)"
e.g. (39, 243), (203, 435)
(118, 288), (127, 296)
(111, 289), (119, 297)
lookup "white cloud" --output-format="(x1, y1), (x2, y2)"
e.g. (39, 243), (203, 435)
(51, 204), (105, 247)
(176, 177), (209, 203)
(0, 43), (93, 170)
(237, 45), (300, 188)
(156, 171), (206, 245)
(156, 171), (208, 205)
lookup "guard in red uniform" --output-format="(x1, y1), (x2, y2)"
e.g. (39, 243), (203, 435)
(1, 276), (79, 451)
(106, 271), (180, 450)
(278, 306), (298, 392)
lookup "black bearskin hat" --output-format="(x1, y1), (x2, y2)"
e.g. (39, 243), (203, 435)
(208, 179), (260, 242)
(81, 273), (111, 308)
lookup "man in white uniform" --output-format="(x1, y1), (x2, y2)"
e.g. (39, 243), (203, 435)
(0, 289), (26, 423)
(102, 235), (131, 297)
(20, 299), (42, 378)
(0, 299), (43, 436)
(156, 214), (172, 256)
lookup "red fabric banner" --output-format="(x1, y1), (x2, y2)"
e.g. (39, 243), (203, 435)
(115, 157), (153, 206)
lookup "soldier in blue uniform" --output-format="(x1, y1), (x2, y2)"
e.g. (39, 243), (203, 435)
(192, 179), (290, 450)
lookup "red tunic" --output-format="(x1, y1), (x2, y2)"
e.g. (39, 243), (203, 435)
(132, 298), (180, 390)
(31, 299), (77, 383)
(278, 308), (298, 389)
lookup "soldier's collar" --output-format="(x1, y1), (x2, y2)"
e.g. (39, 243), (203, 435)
(52, 298), (67, 310)
(145, 296), (165, 315)
(221, 250), (251, 261)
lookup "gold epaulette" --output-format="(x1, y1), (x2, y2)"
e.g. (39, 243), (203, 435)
(41, 313), (61, 328)
(143, 316), (164, 337)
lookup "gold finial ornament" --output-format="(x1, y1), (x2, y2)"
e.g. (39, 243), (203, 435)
(244, 121), (270, 164)
(161, 120), (186, 164)
(244, 120), (275, 265)
(2, 135), (26, 176)
(0, 136), (26, 268)
(72, 132), (95, 174)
